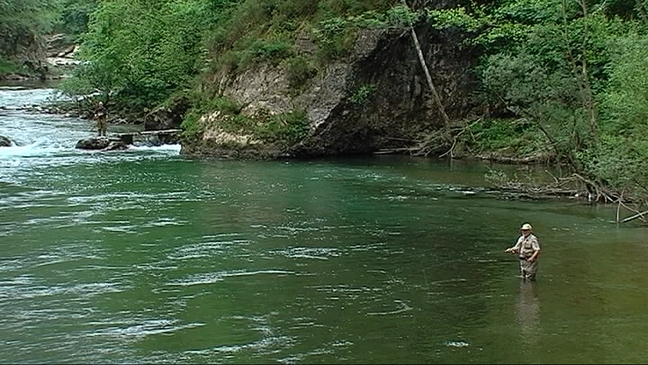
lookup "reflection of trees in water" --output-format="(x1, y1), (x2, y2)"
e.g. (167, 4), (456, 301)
(516, 281), (539, 345)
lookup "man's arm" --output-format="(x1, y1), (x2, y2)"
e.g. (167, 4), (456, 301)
(528, 249), (540, 262)
(505, 238), (521, 253)
(528, 236), (540, 261)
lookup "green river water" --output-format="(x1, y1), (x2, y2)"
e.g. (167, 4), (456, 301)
(1, 84), (647, 364)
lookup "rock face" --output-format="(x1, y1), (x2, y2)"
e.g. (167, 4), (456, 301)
(0, 31), (79, 80)
(0, 26), (46, 65)
(144, 95), (191, 131)
(181, 24), (480, 159)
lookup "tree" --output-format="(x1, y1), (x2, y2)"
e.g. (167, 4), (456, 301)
(430, 0), (648, 207)
(55, 0), (99, 38)
(75, 0), (218, 109)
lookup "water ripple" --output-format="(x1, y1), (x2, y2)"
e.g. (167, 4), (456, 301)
(166, 238), (251, 260)
(87, 319), (204, 340)
(168, 269), (295, 287)
(0, 282), (123, 300)
(270, 246), (341, 260)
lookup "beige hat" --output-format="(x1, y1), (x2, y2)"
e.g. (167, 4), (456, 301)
(521, 223), (532, 230)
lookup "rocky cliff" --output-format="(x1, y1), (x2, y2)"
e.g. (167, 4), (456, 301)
(0, 25), (46, 62)
(181, 23), (481, 159)
(0, 28), (78, 80)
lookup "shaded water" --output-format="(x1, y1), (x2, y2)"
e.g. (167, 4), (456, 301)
(1, 83), (647, 364)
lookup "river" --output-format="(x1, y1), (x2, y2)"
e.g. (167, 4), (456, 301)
(1, 82), (647, 364)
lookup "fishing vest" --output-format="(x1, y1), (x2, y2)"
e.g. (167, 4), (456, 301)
(518, 234), (538, 259)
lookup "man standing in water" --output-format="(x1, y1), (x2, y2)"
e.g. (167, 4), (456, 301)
(505, 223), (541, 281)
(93, 101), (108, 137)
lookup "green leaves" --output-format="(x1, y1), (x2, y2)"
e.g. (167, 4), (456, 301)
(76, 0), (217, 108)
(0, 0), (62, 33)
(448, 0), (648, 199)
(349, 84), (376, 105)
(310, 5), (418, 60)
(427, 7), (483, 32)
(55, 0), (99, 36)
(581, 135), (648, 192)
(599, 35), (648, 135)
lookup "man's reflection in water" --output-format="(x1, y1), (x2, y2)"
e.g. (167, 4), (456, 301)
(516, 281), (539, 345)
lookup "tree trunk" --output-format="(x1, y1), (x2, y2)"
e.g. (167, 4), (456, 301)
(561, 0), (598, 142)
(402, 0), (449, 125)
(577, 0), (598, 141)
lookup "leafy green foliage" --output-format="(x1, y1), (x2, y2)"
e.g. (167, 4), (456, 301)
(255, 109), (310, 145)
(56, 72), (95, 100)
(0, 0), (62, 33)
(598, 35), (648, 136)
(477, 50), (594, 160)
(427, 7), (484, 31)
(439, 0), (648, 200)
(579, 135), (648, 195)
(586, 33), (648, 193)
(76, 0), (215, 109)
(240, 39), (294, 67)
(54, 0), (99, 37)
(311, 19), (356, 60)
(465, 118), (544, 156)
(0, 59), (24, 74)
(57, 0), (416, 111)
(349, 84), (376, 105)
(310, 5), (418, 60)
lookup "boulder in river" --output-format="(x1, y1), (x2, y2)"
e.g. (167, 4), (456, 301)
(75, 137), (128, 151)
(0, 135), (13, 147)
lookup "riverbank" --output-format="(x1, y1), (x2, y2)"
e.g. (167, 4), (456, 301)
(0, 80), (625, 215)
(7, 83), (588, 201)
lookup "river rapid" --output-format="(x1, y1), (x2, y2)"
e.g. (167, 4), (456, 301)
(1, 82), (647, 364)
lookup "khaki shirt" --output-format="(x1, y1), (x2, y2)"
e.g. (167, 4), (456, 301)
(514, 233), (540, 258)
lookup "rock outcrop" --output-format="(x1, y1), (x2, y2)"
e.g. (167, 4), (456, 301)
(143, 95), (191, 131)
(0, 31), (79, 80)
(0, 26), (46, 65)
(181, 24), (480, 159)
